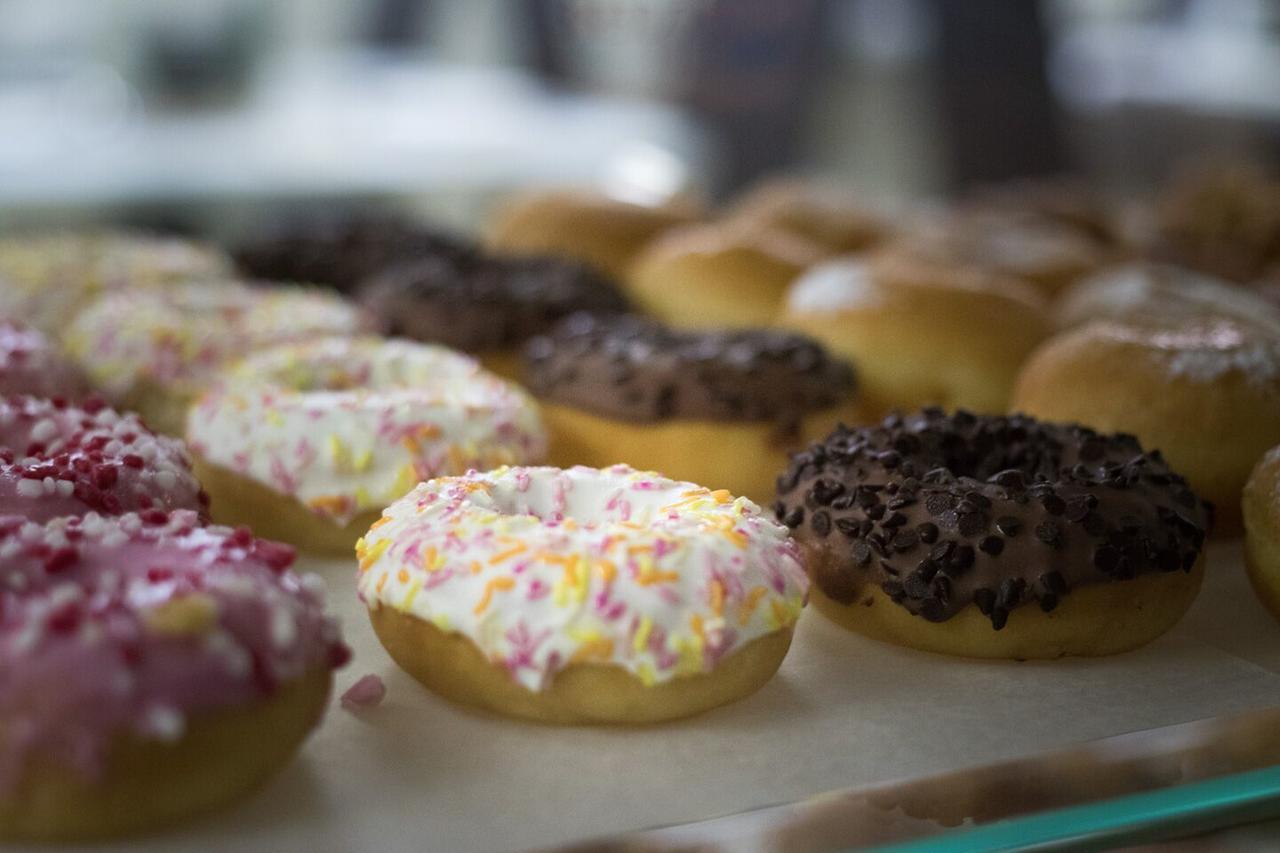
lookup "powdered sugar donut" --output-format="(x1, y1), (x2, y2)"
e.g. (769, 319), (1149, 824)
(1012, 316), (1280, 532)
(0, 510), (347, 841)
(0, 232), (231, 334)
(64, 280), (373, 435)
(357, 464), (807, 724)
(0, 396), (205, 522)
(188, 337), (546, 554)
(0, 321), (89, 400)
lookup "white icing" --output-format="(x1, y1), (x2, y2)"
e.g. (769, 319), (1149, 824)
(785, 257), (880, 313)
(357, 464), (808, 690)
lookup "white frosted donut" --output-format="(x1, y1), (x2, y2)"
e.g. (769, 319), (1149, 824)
(357, 464), (807, 722)
(0, 320), (89, 400)
(0, 232), (231, 333)
(188, 337), (547, 531)
(64, 280), (371, 433)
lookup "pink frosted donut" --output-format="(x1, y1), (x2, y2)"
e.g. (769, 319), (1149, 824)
(0, 510), (348, 841)
(0, 396), (206, 522)
(0, 320), (89, 400)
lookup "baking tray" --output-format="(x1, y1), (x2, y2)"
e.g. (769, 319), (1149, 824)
(29, 540), (1280, 852)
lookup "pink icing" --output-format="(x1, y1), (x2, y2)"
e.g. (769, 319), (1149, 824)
(0, 395), (206, 522)
(0, 510), (348, 788)
(0, 320), (89, 400)
(340, 674), (387, 711)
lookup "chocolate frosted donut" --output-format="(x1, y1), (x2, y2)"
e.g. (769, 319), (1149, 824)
(526, 312), (853, 424)
(522, 313), (860, 503)
(776, 408), (1211, 658)
(359, 255), (630, 357)
(233, 213), (474, 293)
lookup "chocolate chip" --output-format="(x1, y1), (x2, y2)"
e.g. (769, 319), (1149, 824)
(995, 516), (1022, 537)
(946, 545), (975, 576)
(1041, 494), (1066, 516)
(783, 507), (805, 529)
(925, 493), (954, 516)
(892, 528), (920, 552)
(929, 541), (955, 562)
(917, 522), (939, 544)
(883, 511), (908, 528)
(904, 569), (931, 598)
(1093, 545), (1120, 573)
(810, 479), (845, 506)
(811, 511), (831, 537)
(974, 587), (996, 616)
(997, 577), (1025, 611)
(957, 512), (988, 537)
(978, 535), (1004, 556)
(882, 580), (906, 602)
(1035, 520), (1063, 549)
(919, 597), (948, 621)
(835, 517), (863, 538)
(866, 503), (886, 521)
(851, 541), (873, 566)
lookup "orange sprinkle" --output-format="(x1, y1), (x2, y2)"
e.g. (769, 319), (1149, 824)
(488, 541), (528, 565)
(709, 489), (732, 503)
(397, 568), (410, 584)
(594, 559), (617, 584)
(469, 560), (483, 575)
(474, 577), (516, 615)
(738, 586), (768, 625)
(626, 544), (655, 555)
(421, 546), (442, 572)
(690, 612), (705, 640)
(710, 580), (725, 616)
(370, 516), (392, 530)
(375, 571), (389, 594)
(570, 637), (615, 663)
(636, 569), (680, 586)
(400, 435), (421, 454)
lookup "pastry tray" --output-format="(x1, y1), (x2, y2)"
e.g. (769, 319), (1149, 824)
(36, 540), (1280, 852)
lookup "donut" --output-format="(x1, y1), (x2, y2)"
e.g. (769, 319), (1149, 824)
(187, 337), (547, 554)
(1055, 262), (1280, 332)
(0, 510), (347, 841)
(356, 464), (807, 724)
(627, 221), (827, 329)
(0, 320), (89, 400)
(1149, 163), (1280, 283)
(1244, 446), (1280, 620)
(0, 395), (205, 522)
(959, 178), (1124, 248)
(232, 211), (475, 293)
(1011, 315), (1280, 533)
(0, 232), (231, 333)
(724, 179), (891, 255)
(774, 409), (1211, 659)
(523, 313), (859, 503)
(358, 253), (630, 380)
(886, 209), (1113, 296)
(485, 189), (699, 279)
(779, 253), (1053, 420)
(64, 280), (373, 434)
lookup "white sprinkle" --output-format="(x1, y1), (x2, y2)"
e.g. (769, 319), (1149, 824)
(15, 479), (42, 498)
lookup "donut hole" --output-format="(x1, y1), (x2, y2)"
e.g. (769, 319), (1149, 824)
(477, 468), (706, 528)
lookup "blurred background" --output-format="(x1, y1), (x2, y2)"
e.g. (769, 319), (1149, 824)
(0, 0), (1277, 236)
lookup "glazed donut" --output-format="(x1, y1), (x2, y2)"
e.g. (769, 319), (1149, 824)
(1149, 163), (1280, 283)
(187, 337), (546, 554)
(886, 209), (1113, 297)
(64, 280), (372, 434)
(0, 232), (231, 333)
(1055, 262), (1280, 332)
(1011, 316), (1280, 533)
(779, 253), (1053, 420)
(232, 211), (475, 294)
(485, 189), (700, 279)
(627, 221), (827, 329)
(0, 320), (89, 400)
(357, 464), (807, 724)
(523, 313), (860, 504)
(0, 510), (346, 841)
(0, 396), (205, 522)
(775, 409), (1211, 659)
(1244, 446), (1280, 620)
(724, 178), (891, 255)
(358, 253), (630, 380)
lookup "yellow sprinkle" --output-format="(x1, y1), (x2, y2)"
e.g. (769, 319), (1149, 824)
(636, 662), (657, 687)
(571, 635), (615, 663)
(633, 615), (653, 652)
(142, 595), (218, 637)
(738, 586), (768, 625)
(431, 612), (452, 631)
(393, 464), (419, 496)
(400, 578), (423, 611)
(353, 448), (374, 472)
(354, 536), (366, 558)
(265, 410), (285, 428)
(358, 539), (389, 572)
(474, 577), (516, 614)
(327, 434), (349, 470)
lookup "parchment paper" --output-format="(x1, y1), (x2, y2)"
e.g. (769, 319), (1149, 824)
(37, 541), (1280, 853)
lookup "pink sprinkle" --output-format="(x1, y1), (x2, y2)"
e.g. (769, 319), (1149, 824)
(515, 470), (531, 492)
(340, 674), (386, 711)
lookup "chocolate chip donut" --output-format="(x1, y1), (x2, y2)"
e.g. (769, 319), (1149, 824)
(775, 409), (1211, 658)
(523, 312), (860, 502)
(358, 254), (630, 379)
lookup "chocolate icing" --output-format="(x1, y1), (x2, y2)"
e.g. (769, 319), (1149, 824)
(359, 255), (630, 352)
(233, 213), (474, 293)
(523, 312), (857, 424)
(775, 408), (1211, 629)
